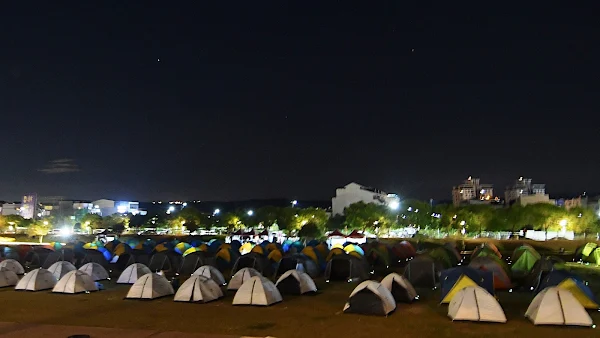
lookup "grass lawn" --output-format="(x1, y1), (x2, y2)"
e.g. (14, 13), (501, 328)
(1, 276), (599, 338)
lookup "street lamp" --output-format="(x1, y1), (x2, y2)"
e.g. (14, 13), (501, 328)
(291, 200), (298, 207)
(213, 208), (220, 215)
(43, 221), (49, 226)
(388, 201), (400, 210)
(247, 210), (254, 216)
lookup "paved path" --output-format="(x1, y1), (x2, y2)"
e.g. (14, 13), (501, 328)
(0, 322), (274, 338)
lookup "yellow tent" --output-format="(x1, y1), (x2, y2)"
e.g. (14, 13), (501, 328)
(183, 247), (201, 256)
(113, 243), (130, 256)
(301, 246), (319, 264)
(198, 244), (209, 252)
(154, 243), (168, 252)
(219, 243), (231, 251)
(216, 248), (231, 263)
(239, 242), (253, 255)
(331, 243), (344, 250)
(83, 242), (96, 249)
(348, 251), (362, 259)
(265, 243), (279, 252)
(327, 247), (345, 261)
(315, 243), (328, 258)
(441, 275), (479, 304)
(558, 278), (599, 309)
(134, 242), (144, 250)
(267, 249), (283, 262)
(251, 245), (265, 255)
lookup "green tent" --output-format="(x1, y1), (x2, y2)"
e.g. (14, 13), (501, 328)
(511, 249), (540, 275)
(590, 248), (600, 266)
(428, 247), (453, 269)
(577, 242), (598, 260)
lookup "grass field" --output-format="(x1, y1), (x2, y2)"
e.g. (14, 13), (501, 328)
(1, 272), (599, 338)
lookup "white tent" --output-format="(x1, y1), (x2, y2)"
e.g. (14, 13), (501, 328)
(53, 270), (98, 294)
(232, 276), (282, 306)
(380, 273), (418, 303)
(448, 286), (507, 323)
(117, 263), (152, 284)
(174, 275), (224, 303)
(275, 270), (317, 295)
(15, 268), (57, 291)
(228, 267), (261, 291)
(0, 259), (25, 274)
(192, 265), (226, 285)
(526, 287), (593, 326)
(79, 262), (110, 281)
(0, 270), (19, 287)
(343, 280), (396, 316)
(47, 261), (76, 281)
(126, 273), (174, 300)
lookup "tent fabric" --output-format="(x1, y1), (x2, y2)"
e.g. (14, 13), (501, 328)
(328, 229), (346, 237)
(524, 256), (562, 290)
(428, 247), (453, 269)
(148, 251), (181, 272)
(468, 256), (512, 290)
(232, 253), (273, 276)
(53, 270), (98, 294)
(276, 254), (320, 278)
(126, 273), (175, 300)
(0, 259), (25, 274)
(15, 268), (57, 291)
(232, 276), (282, 306)
(41, 251), (64, 269)
(526, 287), (593, 326)
(380, 273), (417, 303)
(78, 262), (110, 281)
(174, 275), (223, 303)
(228, 267), (262, 291)
(327, 248), (346, 261)
(267, 249), (283, 263)
(343, 281), (396, 316)
(578, 242), (598, 259)
(344, 244), (364, 256)
(275, 270), (317, 295)
(472, 243), (502, 259)
(47, 261), (77, 281)
(440, 267), (494, 303)
(193, 265), (227, 285)
(448, 286), (507, 323)
(511, 249), (540, 276)
(588, 247), (600, 265)
(536, 270), (598, 309)
(178, 251), (208, 275)
(0, 270), (19, 287)
(117, 263), (152, 284)
(403, 255), (439, 288)
(251, 246), (265, 256)
(324, 254), (369, 282)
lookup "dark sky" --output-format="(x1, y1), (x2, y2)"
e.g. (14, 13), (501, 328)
(1, 3), (599, 202)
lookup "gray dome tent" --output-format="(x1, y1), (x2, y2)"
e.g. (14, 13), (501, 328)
(276, 254), (320, 278)
(325, 254), (369, 282)
(403, 255), (439, 288)
(343, 280), (396, 316)
(232, 253), (273, 277)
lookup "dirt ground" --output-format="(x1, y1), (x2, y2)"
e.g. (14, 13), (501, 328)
(1, 276), (599, 338)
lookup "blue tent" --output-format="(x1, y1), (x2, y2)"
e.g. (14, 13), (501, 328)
(537, 270), (595, 299)
(440, 266), (494, 302)
(229, 240), (242, 252)
(307, 239), (320, 247)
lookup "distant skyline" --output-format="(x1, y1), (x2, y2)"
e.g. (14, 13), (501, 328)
(1, 3), (599, 202)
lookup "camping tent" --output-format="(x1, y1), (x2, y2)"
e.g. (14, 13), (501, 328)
(228, 267), (262, 291)
(392, 241), (416, 261)
(232, 276), (282, 306)
(47, 261), (76, 281)
(324, 254), (369, 282)
(193, 265), (227, 285)
(117, 263), (152, 284)
(232, 253), (273, 277)
(53, 270), (98, 294)
(0, 259), (25, 274)
(576, 242), (598, 261)
(524, 256), (562, 290)
(148, 251), (182, 272)
(15, 268), (57, 291)
(440, 267), (494, 303)
(472, 243), (502, 259)
(468, 256), (512, 290)
(448, 286), (506, 323)
(276, 254), (320, 278)
(428, 247), (454, 269)
(174, 275), (223, 303)
(275, 270), (317, 295)
(511, 245), (541, 277)
(380, 273), (417, 303)
(403, 255), (439, 288)
(126, 273), (174, 300)
(536, 270), (598, 309)
(0, 270), (19, 287)
(526, 287), (593, 326)
(178, 251), (209, 275)
(78, 262), (110, 281)
(343, 280), (396, 316)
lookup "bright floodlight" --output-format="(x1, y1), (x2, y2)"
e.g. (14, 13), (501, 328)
(213, 208), (220, 215)
(247, 210), (254, 216)
(168, 206), (175, 212)
(61, 227), (72, 236)
(559, 219), (568, 227)
(388, 201), (400, 210)
(291, 200), (298, 206)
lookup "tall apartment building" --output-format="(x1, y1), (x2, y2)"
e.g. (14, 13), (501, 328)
(505, 177), (552, 205)
(452, 176), (494, 206)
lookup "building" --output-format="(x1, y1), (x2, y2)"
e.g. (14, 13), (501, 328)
(518, 194), (555, 206)
(91, 199), (143, 216)
(1, 203), (21, 216)
(452, 176), (494, 206)
(332, 182), (400, 216)
(505, 177), (549, 205)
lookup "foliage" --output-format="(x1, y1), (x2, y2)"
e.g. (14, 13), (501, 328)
(27, 220), (52, 243)
(80, 213), (103, 230)
(297, 222), (323, 239)
(343, 202), (396, 235)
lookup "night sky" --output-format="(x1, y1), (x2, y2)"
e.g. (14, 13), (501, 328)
(1, 3), (599, 202)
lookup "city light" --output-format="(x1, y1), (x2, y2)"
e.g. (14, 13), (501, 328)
(247, 210), (254, 216)
(43, 221), (49, 226)
(388, 201), (400, 210)
(213, 208), (220, 215)
(291, 200), (298, 206)
(559, 219), (567, 227)
(459, 221), (466, 226)
(61, 227), (72, 236)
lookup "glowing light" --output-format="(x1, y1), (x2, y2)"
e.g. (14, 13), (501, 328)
(43, 221), (49, 225)
(459, 221), (466, 226)
(60, 227), (72, 236)
(213, 208), (220, 215)
(559, 219), (567, 227)
(247, 210), (254, 216)
(388, 201), (400, 210)
(291, 200), (298, 206)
